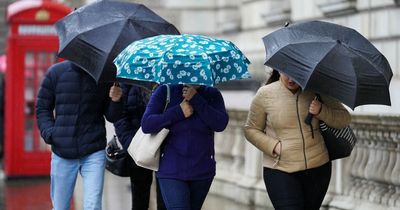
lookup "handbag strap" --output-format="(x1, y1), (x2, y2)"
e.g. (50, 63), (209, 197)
(163, 84), (170, 112)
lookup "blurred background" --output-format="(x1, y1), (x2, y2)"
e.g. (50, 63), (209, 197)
(0, 0), (399, 210)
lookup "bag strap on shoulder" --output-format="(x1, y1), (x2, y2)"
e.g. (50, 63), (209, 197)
(163, 84), (171, 112)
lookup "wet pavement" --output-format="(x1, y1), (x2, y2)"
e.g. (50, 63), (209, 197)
(0, 171), (266, 210)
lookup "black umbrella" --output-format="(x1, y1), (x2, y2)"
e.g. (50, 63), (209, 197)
(262, 20), (392, 109)
(55, 0), (180, 83)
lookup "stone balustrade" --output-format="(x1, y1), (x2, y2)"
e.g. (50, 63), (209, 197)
(210, 110), (400, 210)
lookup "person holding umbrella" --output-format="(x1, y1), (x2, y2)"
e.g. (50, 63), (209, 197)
(244, 69), (351, 210)
(113, 34), (251, 210)
(243, 20), (393, 209)
(141, 83), (229, 210)
(36, 60), (123, 210)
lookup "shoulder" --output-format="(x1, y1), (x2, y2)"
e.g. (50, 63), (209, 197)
(256, 81), (280, 96)
(152, 84), (170, 96)
(46, 60), (77, 79)
(42, 61), (73, 86)
(319, 94), (344, 106)
(46, 61), (66, 75)
(201, 86), (221, 95)
(121, 83), (141, 93)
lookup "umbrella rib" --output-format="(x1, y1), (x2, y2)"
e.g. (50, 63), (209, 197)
(286, 41), (339, 86)
(265, 40), (338, 64)
(339, 44), (393, 107)
(344, 46), (391, 85)
(311, 43), (358, 108)
(129, 19), (178, 36)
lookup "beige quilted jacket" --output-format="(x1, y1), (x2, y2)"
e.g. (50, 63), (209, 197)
(244, 80), (351, 173)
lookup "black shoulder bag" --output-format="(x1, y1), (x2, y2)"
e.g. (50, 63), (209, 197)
(105, 135), (131, 177)
(305, 94), (357, 161)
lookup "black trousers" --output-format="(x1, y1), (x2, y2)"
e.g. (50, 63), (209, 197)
(128, 158), (166, 210)
(263, 162), (332, 210)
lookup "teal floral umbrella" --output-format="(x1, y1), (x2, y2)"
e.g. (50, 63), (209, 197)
(113, 34), (251, 86)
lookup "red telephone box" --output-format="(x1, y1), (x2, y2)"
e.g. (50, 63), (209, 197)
(4, 0), (71, 177)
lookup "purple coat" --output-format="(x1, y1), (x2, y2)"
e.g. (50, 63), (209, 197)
(141, 84), (229, 180)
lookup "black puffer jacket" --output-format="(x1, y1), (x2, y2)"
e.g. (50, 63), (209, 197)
(36, 61), (123, 159)
(113, 84), (148, 150)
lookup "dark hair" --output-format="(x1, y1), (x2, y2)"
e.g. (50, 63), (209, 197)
(266, 69), (280, 85)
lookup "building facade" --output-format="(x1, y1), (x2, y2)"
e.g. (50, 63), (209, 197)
(0, 0), (399, 209)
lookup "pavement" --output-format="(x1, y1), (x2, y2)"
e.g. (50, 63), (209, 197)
(0, 169), (266, 210)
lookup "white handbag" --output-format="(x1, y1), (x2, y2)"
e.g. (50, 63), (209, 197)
(127, 85), (170, 171)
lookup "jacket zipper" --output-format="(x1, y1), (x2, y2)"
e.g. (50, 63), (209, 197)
(296, 93), (308, 169)
(75, 73), (82, 157)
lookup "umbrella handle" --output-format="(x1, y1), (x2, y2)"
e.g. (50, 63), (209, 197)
(304, 94), (321, 125)
(305, 113), (313, 125)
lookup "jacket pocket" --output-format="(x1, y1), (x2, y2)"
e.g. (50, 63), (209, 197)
(43, 127), (54, 144)
(272, 140), (282, 168)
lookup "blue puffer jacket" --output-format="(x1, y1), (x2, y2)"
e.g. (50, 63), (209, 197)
(113, 84), (148, 150)
(36, 61), (123, 159)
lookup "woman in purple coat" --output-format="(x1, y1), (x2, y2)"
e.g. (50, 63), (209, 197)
(141, 84), (229, 210)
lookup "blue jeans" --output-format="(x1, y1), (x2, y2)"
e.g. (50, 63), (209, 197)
(158, 178), (213, 210)
(263, 162), (332, 210)
(50, 150), (106, 210)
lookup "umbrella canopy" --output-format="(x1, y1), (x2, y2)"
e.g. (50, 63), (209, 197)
(263, 20), (392, 109)
(55, 0), (180, 83)
(114, 34), (251, 86)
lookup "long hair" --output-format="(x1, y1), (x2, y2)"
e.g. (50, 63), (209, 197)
(266, 69), (280, 85)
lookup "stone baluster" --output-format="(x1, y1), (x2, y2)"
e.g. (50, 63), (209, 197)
(382, 185), (395, 206)
(348, 142), (363, 197)
(354, 140), (370, 199)
(367, 141), (386, 203)
(375, 140), (388, 181)
(343, 147), (357, 195)
(363, 139), (377, 201)
(383, 141), (397, 183)
(388, 186), (400, 207)
(388, 128), (400, 207)
(390, 138), (400, 186)
(388, 144), (400, 206)
(357, 129), (370, 179)
(374, 142), (391, 204)
(395, 186), (400, 208)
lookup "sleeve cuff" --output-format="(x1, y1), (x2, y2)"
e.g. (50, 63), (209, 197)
(317, 104), (328, 121)
(265, 139), (280, 157)
(189, 93), (205, 106)
(164, 104), (186, 124)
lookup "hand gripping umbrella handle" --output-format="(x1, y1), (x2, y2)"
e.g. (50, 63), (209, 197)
(304, 94), (321, 125)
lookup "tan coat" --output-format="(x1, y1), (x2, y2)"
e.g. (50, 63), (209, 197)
(244, 80), (351, 173)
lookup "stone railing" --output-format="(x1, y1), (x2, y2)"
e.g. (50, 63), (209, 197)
(210, 110), (400, 210)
